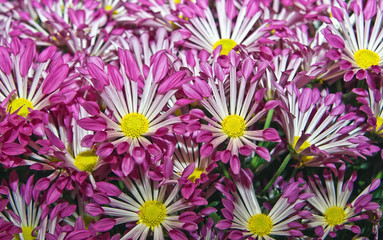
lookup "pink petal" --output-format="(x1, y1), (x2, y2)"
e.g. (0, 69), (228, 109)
(93, 218), (116, 232)
(96, 182), (121, 196)
(42, 64), (69, 94)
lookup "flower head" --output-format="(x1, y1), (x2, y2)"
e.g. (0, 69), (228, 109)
(306, 164), (381, 239)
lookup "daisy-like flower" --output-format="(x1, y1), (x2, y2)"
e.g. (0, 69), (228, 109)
(10, 0), (129, 59)
(79, 49), (189, 154)
(35, 105), (109, 187)
(353, 79), (383, 138)
(0, 38), (69, 118)
(169, 132), (217, 199)
(172, 0), (269, 55)
(276, 83), (379, 167)
(86, 169), (192, 240)
(306, 164), (381, 239)
(183, 55), (280, 174)
(215, 168), (310, 239)
(321, 0), (383, 81)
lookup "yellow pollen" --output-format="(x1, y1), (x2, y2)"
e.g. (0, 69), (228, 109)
(105, 5), (113, 11)
(324, 206), (346, 226)
(248, 213), (273, 236)
(213, 39), (237, 56)
(138, 200), (167, 230)
(375, 116), (383, 134)
(222, 115), (246, 138)
(292, 136), (313, 162)
(292, 136), (311, 153)
(354, 49), (380, 69)
(174, 0), (181, 3)
(188, 167), (204, 183)
(7, 98), (34, 117)
(14, 226), (36, 240)
(120, 113), (149, 138)
(74, 151), (98, 172)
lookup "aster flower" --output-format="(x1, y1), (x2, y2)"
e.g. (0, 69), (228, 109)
(353, 79), (383, 138)
(183, 55), (280, 174)
(305, 164), (381, 239)
(0, 38), (70, 118)
(276, 83), (379, 167)
(321, 0), (383, 81)
(86, 169), (192, 240)
(79, 49), (189, 155)
(172, 0), (269, 55)
(10, 0), (129, 59)
(215, 168), (310, 239)
(169, 132), (217, 199)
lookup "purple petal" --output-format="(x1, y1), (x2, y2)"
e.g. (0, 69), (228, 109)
(96, 182), (121, 196)
(93, 218), (116, 232)
(42, 64), (69, 94)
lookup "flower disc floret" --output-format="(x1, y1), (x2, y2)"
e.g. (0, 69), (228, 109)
(188, 167), (204, 183)
(222, 115), (246, 138)
(120, 113), (149, 138)
(213, 39), (237, 55)
(7, 98), (34, 117)
(324, 206), (346, 226)
(354, 49), (380, 69)
(74, 151), (98, 172)
(375, 116), (383, 134)
(138, 200), (167, 229)
(248, 213), (273, 236)
(14, 226), (36, 240)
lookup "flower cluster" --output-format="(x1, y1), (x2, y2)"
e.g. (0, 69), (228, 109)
(0, 0), (382, 239)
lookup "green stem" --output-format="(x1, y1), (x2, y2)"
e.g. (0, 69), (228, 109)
(260, 153), (292, 195)
(250, 109), (275, 169)
(218, 161), (230, 179)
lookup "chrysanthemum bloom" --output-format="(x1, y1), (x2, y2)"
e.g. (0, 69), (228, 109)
(291, 25), (346, 85)
(183, 55), (280, 174)
(0, 171), (55, 239)
(353, 80), (383, 138)
(170, 133), (217, 199)
(215, 168), (311, 239)
(9, 0), (129, 59)
(305, 164), (381, 239)
(79, 49), (189, 156)
(86, 169), (192, 240)
(35, 106), (109, 187)
(0, 38), (70, 118)
(276, 83), (379, 167)
(321, 0), (383, 81)
(128, 0), (190, 31)
(171, 0), (269, 55)
(259, 47), (307, 100)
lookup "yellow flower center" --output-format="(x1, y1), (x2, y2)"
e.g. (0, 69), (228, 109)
(74, 150), (98, 172)
(248, 213), (273, 236)
(105, 5), (118, 15)
(375, 116), (383, 134)
(7, 98), (34, 117)
(222, 115), (246, 138)
(354, 49), (380, 69)
(324, 206), (346, 226)
(188, 167), (204, 183)
(120, 113), (149, 138)
(138, 200), (167, 230)
(14, 226), (36, 240)
(213, 39), (237, 56)
(292, 136), (313, 162)
(292, 136), (311, 153)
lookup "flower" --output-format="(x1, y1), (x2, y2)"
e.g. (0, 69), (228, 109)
(305, 164), (381, 239)
(276, 83), (379, 167)
(353, 79), (383, 138)
(321, 0), (383, 81)
(215, 168), (310, 239)
(183, 55), (280, 174)
(86, 169), (192, 240)
(172, 0), (269, 55)
(79, 49), (189, 155)
(9, 0), (128, 59)
(0, 38), (70, 118)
